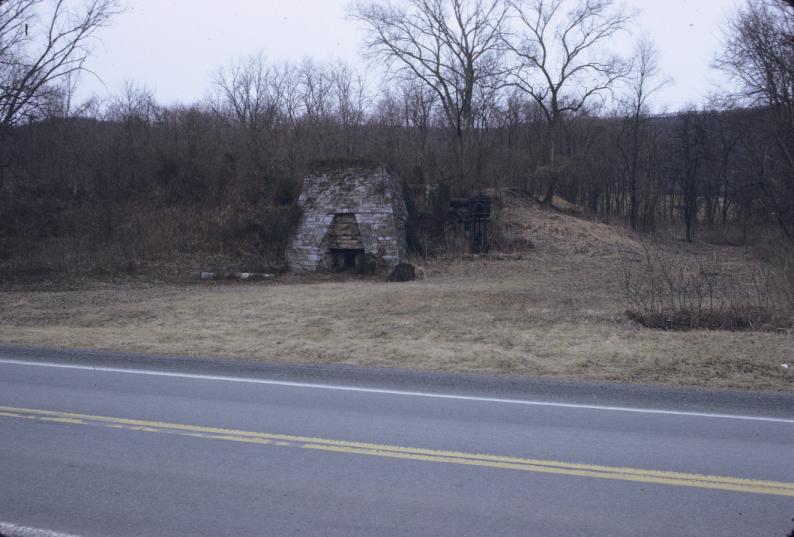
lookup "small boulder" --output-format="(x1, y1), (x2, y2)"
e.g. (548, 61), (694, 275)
(388, 262), (416, 282)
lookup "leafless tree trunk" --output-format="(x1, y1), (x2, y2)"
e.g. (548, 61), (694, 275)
(502, 0), (632, 204)
(351, 0), (508, 189)
(716, 0), (794, 240)
(677, 110), (707, 243)
(621, 39), (669, 230)
(0, 0), (119, 247)
(0, 0), (119, 132)
(212, 53), (286, 137)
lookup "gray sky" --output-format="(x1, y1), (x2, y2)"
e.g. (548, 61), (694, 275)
(79, 0), (742, 111)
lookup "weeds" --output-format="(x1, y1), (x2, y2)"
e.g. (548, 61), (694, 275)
(619, 242), (793, 331)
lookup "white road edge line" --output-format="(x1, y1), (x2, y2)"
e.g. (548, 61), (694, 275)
(1, 358), (792, 424)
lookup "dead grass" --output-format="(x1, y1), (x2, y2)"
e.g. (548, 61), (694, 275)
(495, 191), (642, 256)
(1, 198), (792, 391)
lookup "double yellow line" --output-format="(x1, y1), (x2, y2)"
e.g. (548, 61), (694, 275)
(2, 405), (793, 497)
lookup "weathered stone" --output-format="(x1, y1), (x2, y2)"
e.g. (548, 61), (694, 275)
(286, 165), (408, 272)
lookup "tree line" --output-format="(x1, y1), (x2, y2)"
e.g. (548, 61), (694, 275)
(0, 0), (792, 276)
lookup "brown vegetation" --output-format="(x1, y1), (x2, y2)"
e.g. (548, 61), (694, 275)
(619, 241), (794, 331)
(1, 200), (791, 392)
(2, 1), (794, 281)
(0, 1), (792, 391)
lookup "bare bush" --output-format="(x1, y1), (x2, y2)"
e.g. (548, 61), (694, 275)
(0, 0), (120, 132)
(619, 242), (792, 330)
(757, 244), (794, 315)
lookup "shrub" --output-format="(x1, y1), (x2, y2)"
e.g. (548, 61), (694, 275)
(618, 242), (792, 331)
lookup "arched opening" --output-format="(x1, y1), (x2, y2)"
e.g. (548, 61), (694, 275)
(326, 214), (365, 271)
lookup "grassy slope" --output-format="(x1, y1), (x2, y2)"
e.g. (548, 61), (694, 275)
(1, 196), (792, 391)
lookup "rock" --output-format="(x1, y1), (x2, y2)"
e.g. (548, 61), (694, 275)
(196, 271), (274, 281)
(232, 272), (275, 281)
(388, 262), (416, 282)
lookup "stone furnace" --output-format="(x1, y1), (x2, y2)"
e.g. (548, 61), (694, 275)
(286, 165), (408, 272)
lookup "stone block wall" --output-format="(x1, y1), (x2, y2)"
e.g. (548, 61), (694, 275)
(286, 166), (408, 272)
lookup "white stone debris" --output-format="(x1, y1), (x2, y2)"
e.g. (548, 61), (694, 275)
(0, 522), (82, 537)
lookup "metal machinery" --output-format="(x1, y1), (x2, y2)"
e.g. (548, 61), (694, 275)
(448, 195), (491, 253)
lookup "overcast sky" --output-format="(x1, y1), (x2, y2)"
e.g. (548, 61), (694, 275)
(78, 0), (743, 111)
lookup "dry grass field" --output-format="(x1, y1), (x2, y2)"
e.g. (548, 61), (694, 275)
(1, 198), (792, 391)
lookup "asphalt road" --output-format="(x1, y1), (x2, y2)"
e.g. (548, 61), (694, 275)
(0, 346), (793, 537)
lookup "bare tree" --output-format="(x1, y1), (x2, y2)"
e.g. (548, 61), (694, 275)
(351, 0), (509, 187)
(676, 109), (708, 243)
(107, 81), (158, 125)
(328, 62), (369, 156)
(298, 59), (334, 127)
(502, 0), (633, 203)
(103, 82), (158, 201)
(0, 0), (119, 133)
(620, 38), (669, 230)
(716, 0), (794, 240)
(716, 0), (793, 110)
(212, 53), (287, 136)
(400, 80), (438, 175)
